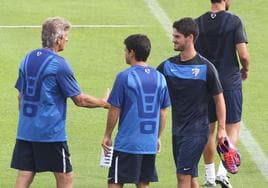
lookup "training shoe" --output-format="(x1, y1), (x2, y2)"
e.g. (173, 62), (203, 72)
(203, 180), (216, 187)
(215, 175), (232, 188)
(217, 138), (240, 174)
(233, 149), (241, 167)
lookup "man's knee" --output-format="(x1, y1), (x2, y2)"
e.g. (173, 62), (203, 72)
(15, 171), (35, 188)
(54, 172), (73, 187)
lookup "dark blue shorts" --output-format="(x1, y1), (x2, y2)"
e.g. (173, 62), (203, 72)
(209, 89), (242, 124)
(172, 135), (208, 177)
(108, 150), (158, 184)
(11, 139), (72, 173)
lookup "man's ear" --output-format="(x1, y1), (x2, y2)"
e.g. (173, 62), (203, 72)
(187, 34), (194, 42)
(130, 49), (135, 57)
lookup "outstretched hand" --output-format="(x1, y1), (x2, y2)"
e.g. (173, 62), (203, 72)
(102, 88), (110, 109)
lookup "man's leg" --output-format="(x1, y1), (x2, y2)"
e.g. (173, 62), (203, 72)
(226, 122), (240, 147)
(108, 183), (124, 188)
(136, 182), (149, 188)
(203, 122), (216, 186)
(191, 177), (200, 188)
(54, 172), (73, 188)
(15, 170), (35, 188)
(177, 174), (191, 188)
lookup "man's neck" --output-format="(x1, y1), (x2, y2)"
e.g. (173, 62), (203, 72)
(211, 2), (226, 13)
(180, 46), (197, 62)
(130, 61), (147, 67)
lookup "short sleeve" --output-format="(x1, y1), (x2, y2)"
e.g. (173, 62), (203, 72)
(56, 60), (81, 97)
(207, 62), (223, 96)
(15, 70), (23, 92)
(157, 61), (165, 75)
(15, 58), (26, 92)
(234, 16), (248, 44)
(108, 73), (125, 108)
(159, 73), (170, 109)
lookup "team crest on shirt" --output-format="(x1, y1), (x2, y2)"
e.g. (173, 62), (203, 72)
(144, 68), (150, 74)
(211, 13), (216, 19)
(37, 51), (42, 56)
(192, 68), (200, 77)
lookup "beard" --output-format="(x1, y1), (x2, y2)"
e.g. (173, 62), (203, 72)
(173, 44), (184, 52)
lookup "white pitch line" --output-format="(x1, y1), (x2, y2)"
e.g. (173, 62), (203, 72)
(144, 0), (172, 39)
(240, 121), (268, 181)
(0, 24), (147, 29)
(144, 0), (268, 182)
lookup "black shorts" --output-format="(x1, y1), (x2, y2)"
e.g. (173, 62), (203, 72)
(172, 135), (208, 177)
(11, 139), (72, 173)
(108, 150), (158, 184)
(209, 89), (242, 124)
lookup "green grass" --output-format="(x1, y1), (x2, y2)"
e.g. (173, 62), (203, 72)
(0, 0), (267, 187)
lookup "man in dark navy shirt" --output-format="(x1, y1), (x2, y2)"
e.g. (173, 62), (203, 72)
(195, 0), (250, 187)
(158, 17), (227, 188)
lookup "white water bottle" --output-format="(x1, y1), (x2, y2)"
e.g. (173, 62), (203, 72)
(100, 146), (113, 168)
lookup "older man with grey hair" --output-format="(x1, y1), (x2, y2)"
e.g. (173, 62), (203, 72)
(11, 17), (109, 188)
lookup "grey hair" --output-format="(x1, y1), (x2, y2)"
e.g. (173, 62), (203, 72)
(41, 17), (71, 48)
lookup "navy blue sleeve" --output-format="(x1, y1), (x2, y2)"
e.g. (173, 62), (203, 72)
(56, 60), (81, 98)
(207, 62), (223, 96)
(234, 16), (248, 44)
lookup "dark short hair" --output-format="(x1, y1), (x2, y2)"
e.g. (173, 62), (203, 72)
(211, 0), (222, 3)
(124, 34), (151, 62)
(172, 17), (199, 42)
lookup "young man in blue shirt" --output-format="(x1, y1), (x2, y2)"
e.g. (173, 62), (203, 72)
(102, 34), (170, 188)
(11, 17), (109, 188)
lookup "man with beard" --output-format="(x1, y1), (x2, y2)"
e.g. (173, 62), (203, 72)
(157, 17), (227, 188)
(195, 0), (250, 187)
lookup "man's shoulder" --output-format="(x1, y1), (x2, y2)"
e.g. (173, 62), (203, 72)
(29, 48), (66, 62)
(224, 11), (242, 23)
(115, 67), (132, 81)
(195, 12), (209, 20)
(157, 55), (179, 72)
(197, 54), (215, 67)
(162, 55), (178, 64)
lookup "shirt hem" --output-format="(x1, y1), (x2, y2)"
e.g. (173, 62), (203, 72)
(114, 148), (157, 154)
(16, 137), (67, 142)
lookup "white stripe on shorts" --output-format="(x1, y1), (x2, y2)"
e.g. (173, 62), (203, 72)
(62, 148), (66, 173)
(115, 156), (119, 184)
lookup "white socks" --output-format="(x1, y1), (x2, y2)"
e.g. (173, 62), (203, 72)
(217, 161), (227, 177)
(205, 162), (228, 182)
(205, 163), (215, 182)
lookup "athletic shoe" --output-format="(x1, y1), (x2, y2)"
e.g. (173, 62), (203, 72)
(233, 150), (241, 167)
(225, 138), (241, 167)
(215, 175), (232, 188)
(217, 138), (239, 174)
(203, 180), (216, 187)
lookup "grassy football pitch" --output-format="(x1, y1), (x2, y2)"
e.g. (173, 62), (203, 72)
(0, 0), (267, 187)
